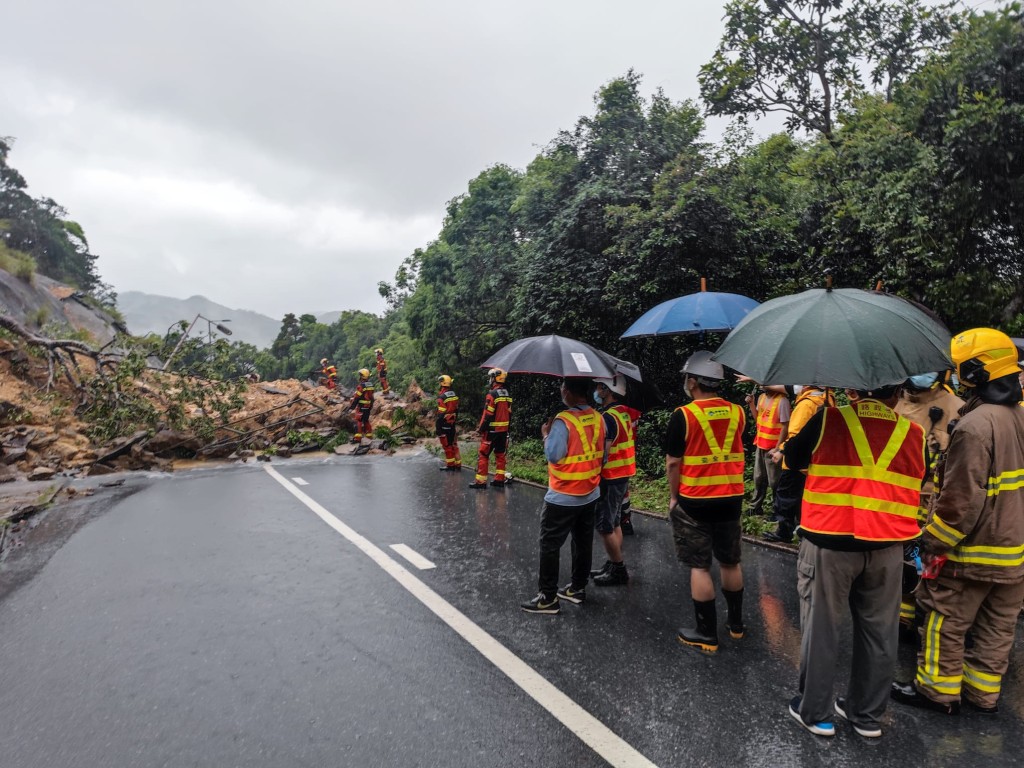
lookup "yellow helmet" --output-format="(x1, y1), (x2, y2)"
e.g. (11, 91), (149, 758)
(320, 358), (328, 366)
(358, 368), (370, 379)
(950, 328), (1019, 387)
(375, 348), (384, 355)
(437, 374), (453, 388)
(488, 367), (507, 384)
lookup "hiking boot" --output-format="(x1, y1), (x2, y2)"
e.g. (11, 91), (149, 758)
(520, 593), (559, 615)
(593, 563), (629, 586)
(590, 560), (612, 578)
(890, 681), (960, 715)
(834, 697), (882, 738)
(789, 696), (835, 737)
(556, 583), (586, 605)
(468, 481), (487, 490)
(676, 626), (718, 654)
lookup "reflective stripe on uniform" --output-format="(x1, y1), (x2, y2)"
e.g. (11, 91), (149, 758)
(987, 468), (1024, 497)
(946, 542), (1024, 567)
(962, 664), (1002, 694)
(918, 612), (962, 695)
(924, 515), (966, 548)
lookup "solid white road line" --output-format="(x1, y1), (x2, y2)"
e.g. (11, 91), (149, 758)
(389, 544), (436, 570)
(292, 478), (309, 486)
(263, 464), (658, 768)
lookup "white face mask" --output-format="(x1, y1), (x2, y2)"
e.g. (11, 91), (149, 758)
(594, 390), (603, 405)
(792, 385), (804, 396)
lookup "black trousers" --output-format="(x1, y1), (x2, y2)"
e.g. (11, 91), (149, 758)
(773, 469), (806, 536)
(538, 498), (597, 597)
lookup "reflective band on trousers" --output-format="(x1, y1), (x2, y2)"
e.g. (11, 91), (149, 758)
(602, 405), (636, 480)
(548, 409), (605, 496)
(801, 402), (923, 541)
(754, 394), (783, 450)
(678, 400), (744, 499)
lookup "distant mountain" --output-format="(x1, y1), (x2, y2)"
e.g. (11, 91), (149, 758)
(117, 292), (284, 349)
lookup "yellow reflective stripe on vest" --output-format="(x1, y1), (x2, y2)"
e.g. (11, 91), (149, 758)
(987, 468), (1024, 497)
(841, 405), (911, 475)
(801, 491), (918, 519)
(548, 410), (603, 481)
(683, 401), (740, 460)
(805, 464), (923, 491)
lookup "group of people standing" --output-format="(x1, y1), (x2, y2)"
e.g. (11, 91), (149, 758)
(438, 326), (1023, 741)
(318, 347), (392, 442)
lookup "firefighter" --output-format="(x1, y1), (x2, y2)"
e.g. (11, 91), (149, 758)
(349, 368), (375, 443)
(470, 368), (512, 489)
(374, 348), (390, 396)
(665, 351), (747, 654)
(436, 374), (462, 471)
(319, 358), (337, 390)
(589, 374), (639, 586)
(892, 328), (1024, 716)
(893, 372), (964, 636)
(784, 382), (925, 738)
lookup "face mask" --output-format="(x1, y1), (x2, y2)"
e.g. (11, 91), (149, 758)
(792, 385), (804, 396)
(594, 390), (603, 405)
(908, 372), (939, 390)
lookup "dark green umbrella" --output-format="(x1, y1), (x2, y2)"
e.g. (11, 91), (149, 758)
(712, 288), (952, 390)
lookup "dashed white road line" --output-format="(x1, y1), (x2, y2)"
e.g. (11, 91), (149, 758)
(292, 478), (309, 486)
(263, 464), (658, 768)
(389, 544), (436, 570)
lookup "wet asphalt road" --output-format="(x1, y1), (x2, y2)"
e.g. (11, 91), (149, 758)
(0, 451), (1022, 768)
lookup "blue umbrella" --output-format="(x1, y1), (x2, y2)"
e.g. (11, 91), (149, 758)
(620, 291), (760, 338)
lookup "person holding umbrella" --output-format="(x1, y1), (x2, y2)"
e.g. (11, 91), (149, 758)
(665, 351), (747, 654)
(470, 368), (513, 489)
(783, 381), (925, 738)
(521, 377), (606, 614)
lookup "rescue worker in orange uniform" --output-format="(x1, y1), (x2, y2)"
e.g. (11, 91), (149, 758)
(743, 381), (790, 517)
(765, 385), (836, 543)
(374, 348), (390, 396)
(470, 368), (512, 490)
(892, 329), (1024, 716)
(521, 377), (606, 614)
(589, 374), (638, 586)
(893, 372), (964, 636)
(665, 351), (746, 654)
(436, 374), (462, 471)
(349, 368), (375, 442)
(784, 383), (925, 739)
(319, 358), (338, 390)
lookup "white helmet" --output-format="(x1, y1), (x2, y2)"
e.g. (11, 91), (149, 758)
(594, 374), (626, 396)
(681, 350), (724, 381)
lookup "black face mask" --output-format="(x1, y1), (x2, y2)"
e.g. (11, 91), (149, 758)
(970, 374), (1023, 406)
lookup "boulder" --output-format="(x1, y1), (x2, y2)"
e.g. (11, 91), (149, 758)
(29, 466), (57, 481)
(143, 429), (204, 456)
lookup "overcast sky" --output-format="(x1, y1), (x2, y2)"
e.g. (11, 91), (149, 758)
(1, 1), (997, 320)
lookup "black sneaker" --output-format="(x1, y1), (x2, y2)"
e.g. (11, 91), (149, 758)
(834, 697), (882, 737)
(676, 626), (719, 654)
(890, 681), (960, 715)
(468, 481), (487, 489)
(556, 583), (586, 605)
(590, 560), (612, 578)
(593, 564), (629, 586)
(520, 593), (559, 614)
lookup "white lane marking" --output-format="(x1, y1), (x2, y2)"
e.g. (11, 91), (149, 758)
(292, 478), (309, 486)
(263, 465), (657, 768)
(389, 544), (436, 570)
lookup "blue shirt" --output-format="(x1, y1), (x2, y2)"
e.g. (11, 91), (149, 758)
(543, 405), (603, 506)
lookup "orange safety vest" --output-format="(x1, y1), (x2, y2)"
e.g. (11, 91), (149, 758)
(678, 398), (746, 499)
(549, 408), (606, 496)
(602, 404), (636, 480)
(754, 393), (785, 450)
(801, 400), (925, 542)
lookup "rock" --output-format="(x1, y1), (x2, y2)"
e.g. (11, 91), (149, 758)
(275, 446), (292, 458)
(29, 466), (57, 481)
(0, 465), (18, 483)
(256, 454), (271, 462)
(1, 447), (27, 465)
(85, 463), (117, 476)
(143, 429), (203, 456)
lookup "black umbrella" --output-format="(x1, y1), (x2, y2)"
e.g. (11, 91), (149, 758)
(480, 334), (620, 379)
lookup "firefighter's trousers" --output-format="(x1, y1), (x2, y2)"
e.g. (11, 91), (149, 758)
(475, 432), (508, 484)
(437, 426), (462, 467)
(915, 573), (1024, 709)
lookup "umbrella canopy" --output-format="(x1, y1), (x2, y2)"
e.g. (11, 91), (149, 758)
(480, 334), (620, 379)
(620, 291), (759, 338)
(712, 288), (952, 390)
